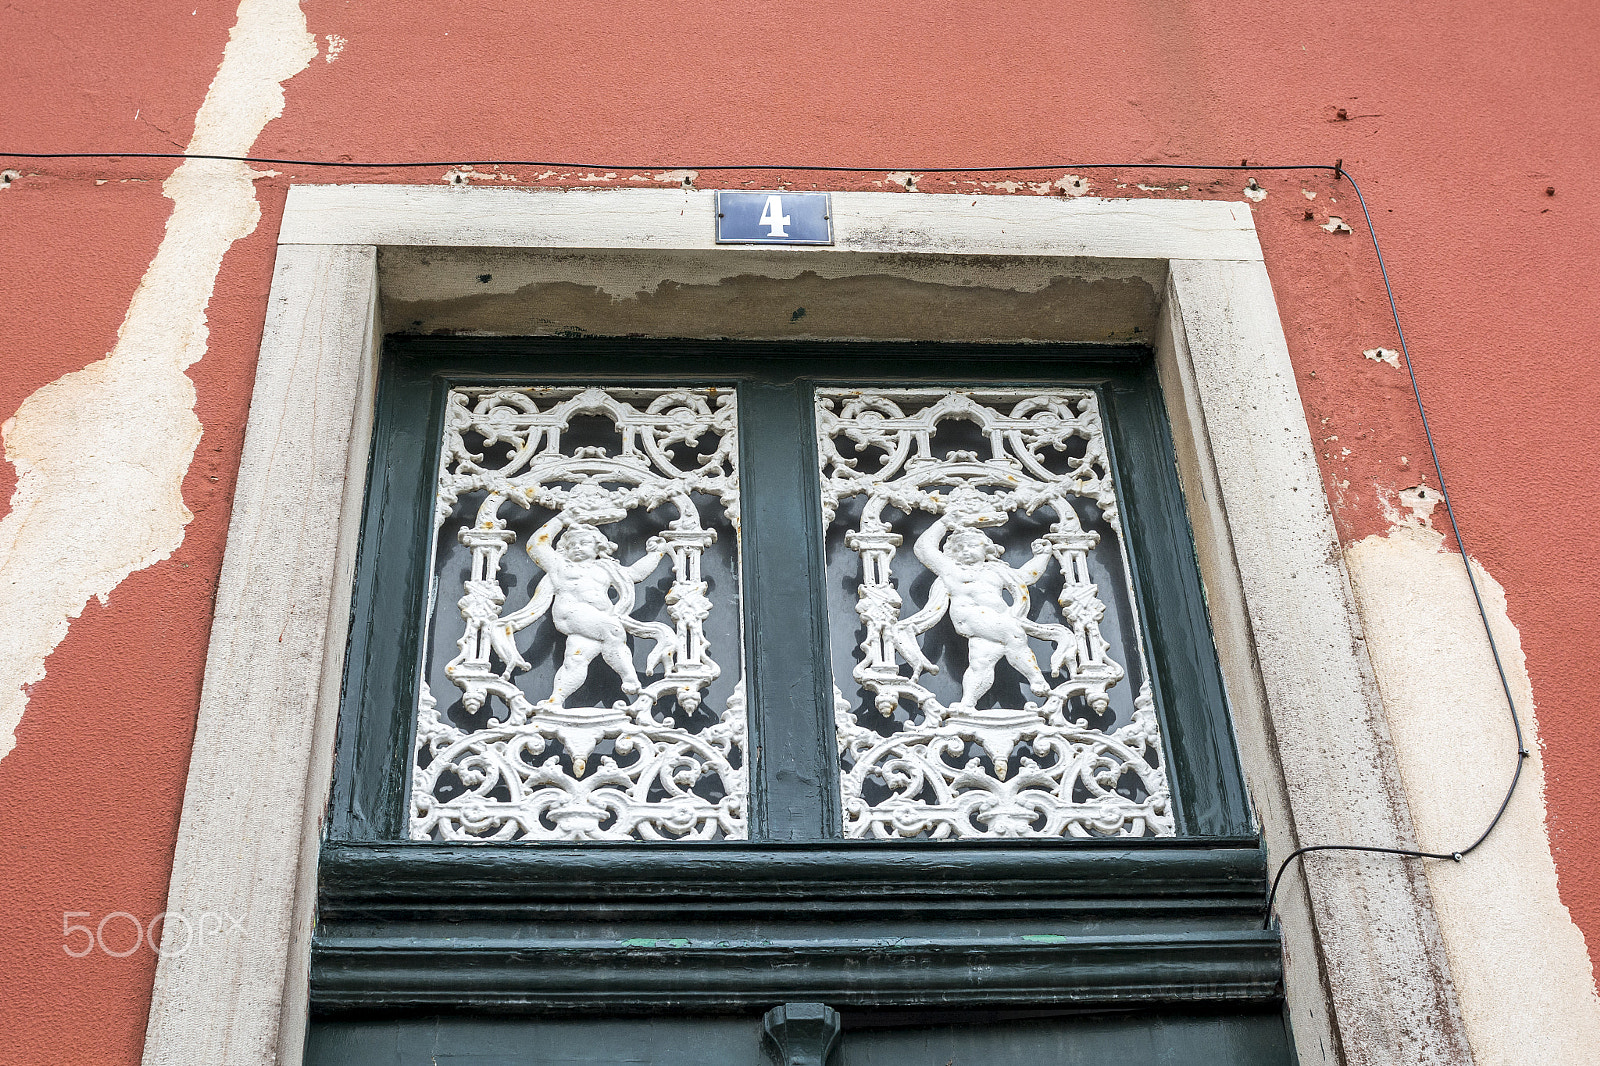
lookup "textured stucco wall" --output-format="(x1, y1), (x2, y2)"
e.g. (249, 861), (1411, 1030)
(1, 1), (1597, 1062)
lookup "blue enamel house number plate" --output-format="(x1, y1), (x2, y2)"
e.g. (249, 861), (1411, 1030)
(715, 191), (833, 245)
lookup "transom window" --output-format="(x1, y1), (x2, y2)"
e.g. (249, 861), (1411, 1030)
(332, 339), (1247, 846)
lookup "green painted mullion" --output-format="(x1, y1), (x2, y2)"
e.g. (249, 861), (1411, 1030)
(738, 377), (840, 841)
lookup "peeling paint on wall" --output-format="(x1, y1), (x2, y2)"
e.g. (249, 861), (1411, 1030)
(0, 0), (316, 761)
(652, 169), (698, 188)
(972, 174), (1090, 196)
(1346, 494), (1600, 1065)
(441, 164), (520, 185)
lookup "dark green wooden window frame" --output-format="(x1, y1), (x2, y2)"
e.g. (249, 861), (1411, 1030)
(314, 337), (1281, 1018)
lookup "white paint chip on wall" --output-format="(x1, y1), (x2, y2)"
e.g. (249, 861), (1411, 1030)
(0, 0), (317, 761)
(1346, 492), (1600, 1065)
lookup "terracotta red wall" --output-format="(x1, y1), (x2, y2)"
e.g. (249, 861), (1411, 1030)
(1, 1), (1595, 1061)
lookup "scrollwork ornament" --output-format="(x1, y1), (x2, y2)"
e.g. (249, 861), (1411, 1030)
(414, 386), (746, 842)
(819, 388), (1173, 839)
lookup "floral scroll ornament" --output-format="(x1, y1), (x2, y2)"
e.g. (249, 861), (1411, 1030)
(819, 389), (1174, 839)
(412, 387), (746, 842)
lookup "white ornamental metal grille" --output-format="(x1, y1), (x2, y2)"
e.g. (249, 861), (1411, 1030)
(412, 386), (747, 842)
(817, 388), (1174, 839)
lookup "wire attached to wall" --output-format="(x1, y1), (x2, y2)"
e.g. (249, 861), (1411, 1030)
(2, 151), (1339, 173)
(1258, 166), (1529, 929)
(0, 147), (1529, 930)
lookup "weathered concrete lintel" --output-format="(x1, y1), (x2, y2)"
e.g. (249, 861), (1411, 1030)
(280, 184), (1264, 262)
(145, 185), (1465, 1066)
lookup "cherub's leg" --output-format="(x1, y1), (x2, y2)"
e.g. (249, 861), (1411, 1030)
(1003, 632), (1052, 696)
(548, 635), (601, 707)
(599, 636), (641, 695)
(489, 625), (530, 680)
(959, 638), (1005, 709)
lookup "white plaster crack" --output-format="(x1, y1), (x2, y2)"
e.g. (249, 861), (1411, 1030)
(0, 0), (316, 760)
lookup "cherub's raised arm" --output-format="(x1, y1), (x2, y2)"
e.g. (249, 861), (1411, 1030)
(1013, 538), (1055, 585)
(624, 541), (668, 583)
(526, 514), (566, 571)
(914, 515), (954, 576)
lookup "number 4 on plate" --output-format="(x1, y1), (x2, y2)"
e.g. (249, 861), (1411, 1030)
(714, 191), (833, 245)
(757, 195), (791, 237)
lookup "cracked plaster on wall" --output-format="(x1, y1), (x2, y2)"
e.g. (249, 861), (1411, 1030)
(1346, 489), (1600, 1064)
(0, 0), (316, 761)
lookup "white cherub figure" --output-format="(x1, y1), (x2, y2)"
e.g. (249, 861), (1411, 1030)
(911, 513), (1061, 710)
(503, 509), (678, 709)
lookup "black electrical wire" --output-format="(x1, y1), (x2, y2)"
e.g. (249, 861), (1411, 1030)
(0, 146), (1529, 932)
(1259, 166), (1530, 930)
(0, 151), (1337, 173)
